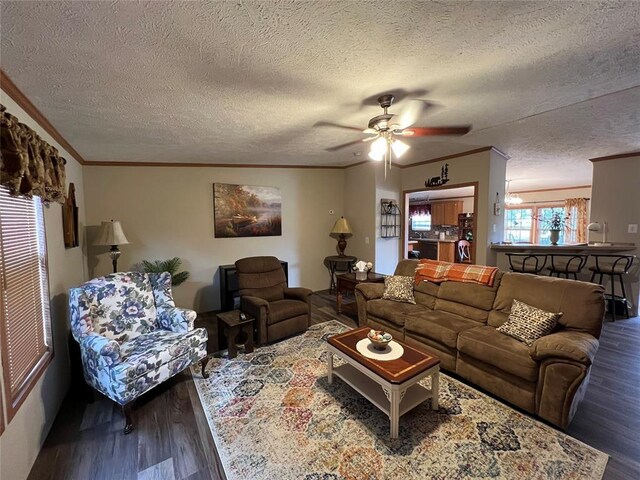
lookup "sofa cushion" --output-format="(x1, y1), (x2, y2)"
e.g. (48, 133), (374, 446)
(382, 275), (416, 304)
(433, 272), (502, 323)
(497, 299), (561, 346)
(413, 279), (439, 308)
(367, 299), (427, 327)
(268, 299), (309, 324)
(492, 272), (605, 338)
(457, 326), (539, 382)
(405, 310), (479, 349)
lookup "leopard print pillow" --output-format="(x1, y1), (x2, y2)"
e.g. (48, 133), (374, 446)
(381, 275), (416, 304)
(497, 299), (562, 346)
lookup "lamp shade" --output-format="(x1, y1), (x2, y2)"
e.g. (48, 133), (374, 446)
(331, 216), (353, 237)
(94, 220), (130, 246)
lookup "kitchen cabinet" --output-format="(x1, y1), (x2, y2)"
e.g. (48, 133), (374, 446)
(437, 242), (456, 263)
(430, 201), (463, 226)
(430, 203), (445, 226)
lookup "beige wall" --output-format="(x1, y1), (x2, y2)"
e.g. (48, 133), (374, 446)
(401, 149), (507, 265)
(375, 164), (402, 275)
(83, 166), (345, 311)
(0, 92), (87, 480)
(590, 156), (639, 315)
(344, 163), (376, 263)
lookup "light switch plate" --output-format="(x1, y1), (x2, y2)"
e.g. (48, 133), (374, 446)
(628, 224), (638, 234)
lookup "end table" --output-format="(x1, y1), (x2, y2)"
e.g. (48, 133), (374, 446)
(336, 272), (386, 315)
(217, 310), (255, 359)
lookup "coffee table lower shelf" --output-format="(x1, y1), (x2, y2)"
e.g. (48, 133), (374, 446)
(327, 345), (439, 439)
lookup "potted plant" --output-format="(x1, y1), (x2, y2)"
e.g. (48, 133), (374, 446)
(141, 257), (190, 286)
(538, 210), (570, 245)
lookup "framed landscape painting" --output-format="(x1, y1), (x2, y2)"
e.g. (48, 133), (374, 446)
(213, 183), (282, 238)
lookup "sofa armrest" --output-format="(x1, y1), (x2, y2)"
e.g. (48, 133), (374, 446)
(79, 333), (121, 366)
(157, 306), (196, 333)
(284, 287), (313, 303)
(355, 283), (384, 300)
(530, 331), (599, 366)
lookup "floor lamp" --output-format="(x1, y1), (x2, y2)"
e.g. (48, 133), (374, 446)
(94, 220), (130, 273)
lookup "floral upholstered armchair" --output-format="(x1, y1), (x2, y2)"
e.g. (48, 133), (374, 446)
(70, 271), (208, 434)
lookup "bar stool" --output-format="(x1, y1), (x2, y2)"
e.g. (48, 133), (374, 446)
(589, 255), (635, 321)
(506, 253), (548, 275)
(547, 254), (589, 280)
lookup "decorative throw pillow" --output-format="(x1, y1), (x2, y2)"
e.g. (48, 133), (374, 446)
(497, 299), (562, 346)
(382, 275), (416, 304)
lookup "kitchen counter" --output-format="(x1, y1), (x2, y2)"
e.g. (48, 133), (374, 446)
(490, 243), (635, 253)
(409, 238), (458, 243)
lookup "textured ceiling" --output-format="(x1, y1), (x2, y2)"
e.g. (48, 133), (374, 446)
(1, 1), (639, 189)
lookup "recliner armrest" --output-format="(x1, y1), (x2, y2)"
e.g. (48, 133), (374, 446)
(355, 283), (384, 300)
(241, 295), (269, 318)
(284, 287), (313, 302)
(79, 333), (121, 366)
(530, 331), (599, 366)
(157, 306), (197, 333)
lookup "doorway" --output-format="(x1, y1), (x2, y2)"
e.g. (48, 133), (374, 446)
(403, 182), (478, 263)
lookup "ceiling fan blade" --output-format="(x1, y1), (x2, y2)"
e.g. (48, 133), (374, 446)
(325, 138), (369, 152)
(395, 99), (429, 129)
(313, 121), (363, 132)
(402, 126), (471, 136)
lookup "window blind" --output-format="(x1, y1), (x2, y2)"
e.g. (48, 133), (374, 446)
(0, 186), (52, 405)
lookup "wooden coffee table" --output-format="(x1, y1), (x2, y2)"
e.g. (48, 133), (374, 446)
(326, 327), (440, 439)
(336, 272), (385, 315)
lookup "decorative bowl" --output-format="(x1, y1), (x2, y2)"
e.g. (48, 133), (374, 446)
(367, 329), (392, 351)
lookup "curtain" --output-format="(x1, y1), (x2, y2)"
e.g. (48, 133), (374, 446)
(564, 197), (588, 243)
(0, 104), (67, 204)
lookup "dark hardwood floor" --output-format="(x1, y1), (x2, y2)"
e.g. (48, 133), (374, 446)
(27, 291), (639, 480)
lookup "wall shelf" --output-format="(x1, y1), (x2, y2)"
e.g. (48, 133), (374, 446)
(381, 199), (401, 238)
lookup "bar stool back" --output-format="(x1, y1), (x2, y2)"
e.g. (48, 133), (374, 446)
(589, 255), (635, 321)
(506, 253), (547, 275)
(547, 254), (589, 280)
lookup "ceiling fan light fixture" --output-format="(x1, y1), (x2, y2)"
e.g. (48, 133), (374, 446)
(369, 136), (387, 161)
(391, 139), (409, 158)
(368, 150), (384, 161)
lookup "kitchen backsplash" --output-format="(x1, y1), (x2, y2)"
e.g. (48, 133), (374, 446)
(410, 224), (459, 240)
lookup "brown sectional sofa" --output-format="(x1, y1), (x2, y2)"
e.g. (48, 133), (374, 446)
(355, 259), (605, 428)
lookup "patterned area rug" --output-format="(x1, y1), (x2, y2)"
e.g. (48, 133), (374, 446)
(193, 321), (608, 480)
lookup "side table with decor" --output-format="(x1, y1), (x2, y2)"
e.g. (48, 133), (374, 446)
(217, 309), (255, 359)
(336, 272), (386, 315)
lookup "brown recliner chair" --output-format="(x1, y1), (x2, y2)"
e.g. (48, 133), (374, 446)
(235, 256), (312, 345)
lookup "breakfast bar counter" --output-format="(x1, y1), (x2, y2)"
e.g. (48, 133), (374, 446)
(490, 243), (636, 254)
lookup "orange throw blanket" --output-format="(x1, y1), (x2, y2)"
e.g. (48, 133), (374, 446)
(415, 259), (498, 287)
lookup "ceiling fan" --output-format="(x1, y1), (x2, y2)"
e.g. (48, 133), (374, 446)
(318, 94), (471, 176)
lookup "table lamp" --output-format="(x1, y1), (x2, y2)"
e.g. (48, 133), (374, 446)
(330, 216), (353, 257)
(94, 220), (130, 273)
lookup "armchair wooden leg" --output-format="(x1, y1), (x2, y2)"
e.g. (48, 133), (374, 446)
(200, 356), (210, 379)
(122, 402), (134, 435)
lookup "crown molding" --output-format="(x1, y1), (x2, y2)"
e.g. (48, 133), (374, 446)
(85, 160), (348, 169)
(0, 69), (87, 165)
(589, 151), (640, 162)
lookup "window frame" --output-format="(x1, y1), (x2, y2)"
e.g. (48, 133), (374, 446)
(0, 188), (54, 424)
(504, 202), (575, 245)
(504, 207), (535, 243)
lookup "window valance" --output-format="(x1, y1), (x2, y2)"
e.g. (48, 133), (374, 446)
(0, 104), (67, 204)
